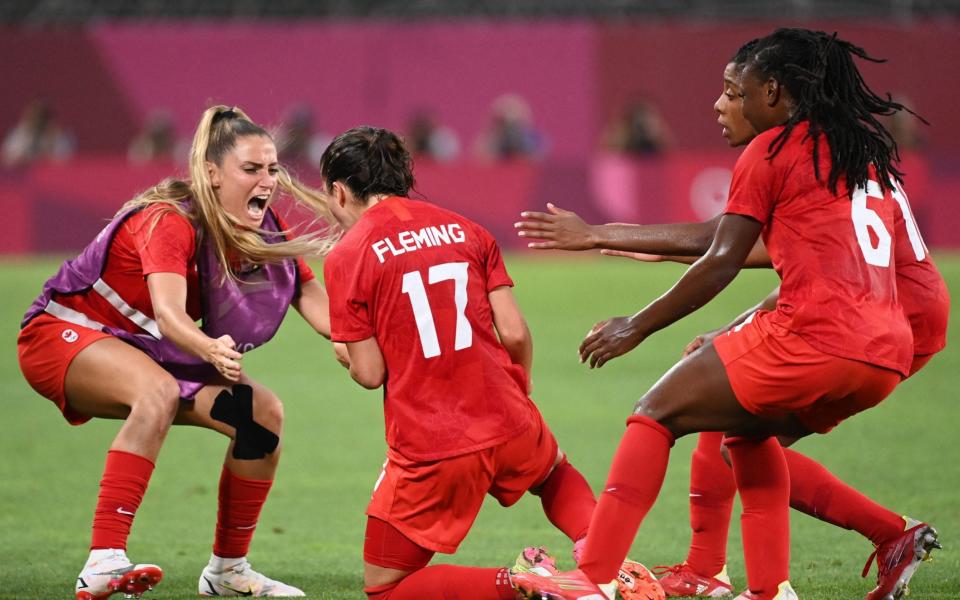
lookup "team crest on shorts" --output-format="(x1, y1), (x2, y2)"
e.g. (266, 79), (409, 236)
(61, 329), (79, 343)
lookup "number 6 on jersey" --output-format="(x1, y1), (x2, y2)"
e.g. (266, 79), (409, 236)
(402, 262), (473, 358)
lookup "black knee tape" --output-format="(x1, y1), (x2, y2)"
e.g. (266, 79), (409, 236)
(210, 384), (280, 460)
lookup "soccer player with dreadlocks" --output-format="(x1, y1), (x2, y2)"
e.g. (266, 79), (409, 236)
(513, 28), (942, 600)
(515, 34), (947, 600)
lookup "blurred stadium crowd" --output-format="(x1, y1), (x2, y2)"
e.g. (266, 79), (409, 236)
(3, 1), (960, 253)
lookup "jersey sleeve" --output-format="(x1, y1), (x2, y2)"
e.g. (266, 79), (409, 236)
(477, 225), (514, 291)
(129, 207), (196, 277)
(323, 245), (375, 343)
(724, 132), (785, 224)
(296, 257), (316, 284)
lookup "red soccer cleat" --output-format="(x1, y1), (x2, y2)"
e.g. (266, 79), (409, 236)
(513, 569), (616, 600)
(862, 519), (941, 600)
(653, 563), (733, 597)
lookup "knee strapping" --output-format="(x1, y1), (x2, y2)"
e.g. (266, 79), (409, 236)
(210, 384), (280, 460)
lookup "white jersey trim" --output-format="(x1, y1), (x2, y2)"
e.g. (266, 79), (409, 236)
(44, 301), (109, 332)
(92, 278), (163, 339)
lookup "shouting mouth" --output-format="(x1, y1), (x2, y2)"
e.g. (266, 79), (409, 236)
(247, 194), (270, 221)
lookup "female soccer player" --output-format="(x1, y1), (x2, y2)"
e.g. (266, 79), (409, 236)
(18, 106), (336, 599)
(512, 28), (937, 600)
(515, 39), (947, 600)
(319, 127), (654, 600)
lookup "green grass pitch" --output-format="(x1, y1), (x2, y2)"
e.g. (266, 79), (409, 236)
(1, 253), (957, 599)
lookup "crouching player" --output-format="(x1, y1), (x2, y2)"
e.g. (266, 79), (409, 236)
(319, 126), (662, 600)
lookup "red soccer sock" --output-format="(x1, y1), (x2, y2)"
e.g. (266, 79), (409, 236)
(579, 415), (674, 584)
(534, 456), (597, 544)
(213, 467), (273, 559)
(685, 431), (736, 577)
(726, 436), (790, 598)
(364, 566), (515, 600)
(91, 450), (155, 550)
(784, 447), (903, 546)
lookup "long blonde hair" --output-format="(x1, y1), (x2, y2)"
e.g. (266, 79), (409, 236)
(121, 105), (336, 281)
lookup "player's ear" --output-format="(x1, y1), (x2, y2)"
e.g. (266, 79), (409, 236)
(207, 161), (222, 188)
(765, 77), (781, 108)
(331, 181), (349, 209)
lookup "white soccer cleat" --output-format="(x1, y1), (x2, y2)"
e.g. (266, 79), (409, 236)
(75, 549), (163, 600)
(732, 580), (799, 600)
(198, 555), (305, 597)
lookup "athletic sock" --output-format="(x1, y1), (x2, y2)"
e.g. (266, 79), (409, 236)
(90, 450), (155, 550)
(726, 436), (790, 598)
(534, 457), (597, 544)
(213, 466), (273, 559)
(579, 415), (674, 584)
(784, 447), (904, 546)
(685, 431), (736, 577)
(364, 566), (515, 600)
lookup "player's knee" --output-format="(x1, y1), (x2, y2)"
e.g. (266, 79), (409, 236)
(632, 396), (689, 438)
(130, 376), (180, 427)
(253, 387), (284, 434)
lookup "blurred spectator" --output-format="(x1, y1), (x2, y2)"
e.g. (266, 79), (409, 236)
(405, 110), (461, 161)
(889, 95), (924, 153)
(2, 99), (75, 167)
(276, 105), (331, 167)
(474, 93), (545, 161)
(888, 95), (931, 231)
(127, 110), (180, 164)
(602, 99), (672, 156)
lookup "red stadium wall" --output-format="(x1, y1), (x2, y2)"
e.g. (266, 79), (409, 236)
(2, 20), (958, 252)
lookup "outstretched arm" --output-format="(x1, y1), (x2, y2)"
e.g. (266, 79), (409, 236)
(578, 214), (763, 368)
(601, 236), (772, 268)
(515, 203), (719, 255)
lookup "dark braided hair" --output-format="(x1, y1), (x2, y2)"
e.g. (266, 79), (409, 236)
(731, 38), (760, 66)
(742, 28), (926, 195)
(319, 126), (415, 202)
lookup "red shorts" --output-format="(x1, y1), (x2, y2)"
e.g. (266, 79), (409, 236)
(17, 313), (112, 425)
(713, 311), (902, 434)
(366, 404), (559, 554)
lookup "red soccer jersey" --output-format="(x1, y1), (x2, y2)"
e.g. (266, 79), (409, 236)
(890, 181), (949, 356)
(725, 122), (913, 376)
(324, 196), (534, 461)
(55, 205), (314, 336)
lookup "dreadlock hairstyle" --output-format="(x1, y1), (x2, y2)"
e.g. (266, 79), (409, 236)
(731, 38), (760, 67)
(319, 126), (415, 203)
(741, 28), (926, 196)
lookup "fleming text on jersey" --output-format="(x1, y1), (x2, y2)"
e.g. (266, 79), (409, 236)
(371, 223), (466, 263)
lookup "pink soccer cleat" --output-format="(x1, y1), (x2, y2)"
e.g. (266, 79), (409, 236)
(653, 563), (733, 597)
(618, 560), (666, 600)
(862, 519), (941, 600)
(513, 546), (561, 577)
(513, 569), (616, 600)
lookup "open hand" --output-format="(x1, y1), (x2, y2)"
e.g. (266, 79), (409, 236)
(515, 203), (596, 250)
(578, 316), (645, 368)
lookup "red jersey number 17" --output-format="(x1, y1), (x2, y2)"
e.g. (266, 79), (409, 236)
(401, 261), (474, 359)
